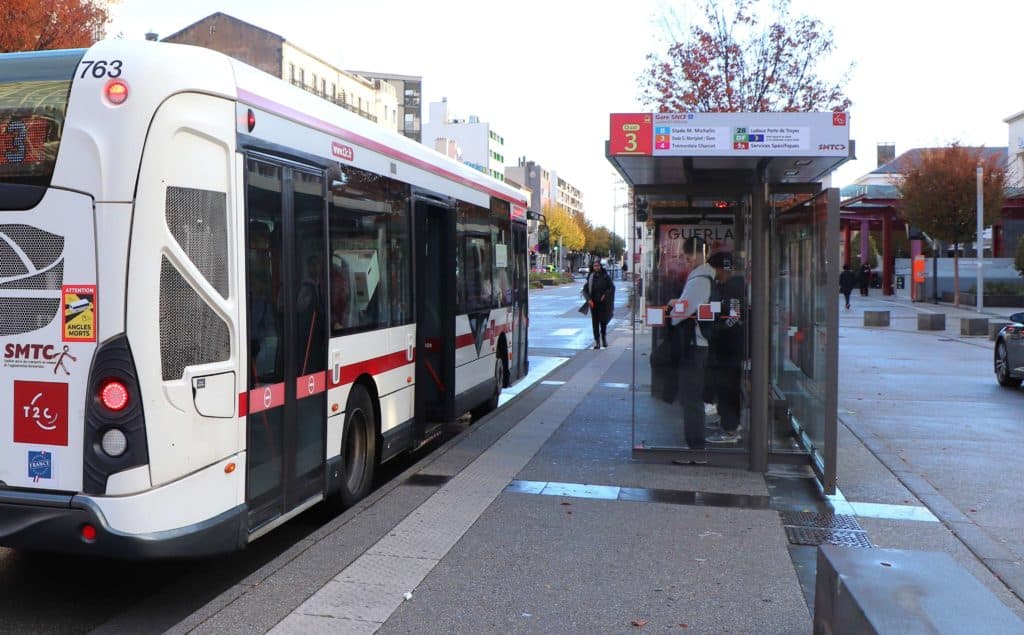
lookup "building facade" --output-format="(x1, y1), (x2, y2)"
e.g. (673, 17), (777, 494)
(423, 99), (507, 182)
(162, 13), (399, 132)
(348, 71), (422, 142)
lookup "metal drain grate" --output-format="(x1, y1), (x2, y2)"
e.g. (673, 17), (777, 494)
(785, 526), (873, 548)
(779, 511), (864, 532)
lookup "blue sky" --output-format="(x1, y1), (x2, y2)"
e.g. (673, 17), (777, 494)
(107, 0), (1024, 233)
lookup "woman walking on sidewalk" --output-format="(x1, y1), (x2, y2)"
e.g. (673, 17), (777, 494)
(583, 260), (615, 349)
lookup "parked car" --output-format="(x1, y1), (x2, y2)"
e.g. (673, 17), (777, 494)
(994, 312), (1024, 387)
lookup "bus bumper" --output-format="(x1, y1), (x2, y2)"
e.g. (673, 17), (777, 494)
(0, 489), (247, 558)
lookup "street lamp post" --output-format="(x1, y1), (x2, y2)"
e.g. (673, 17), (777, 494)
(976, 162), (984, 313)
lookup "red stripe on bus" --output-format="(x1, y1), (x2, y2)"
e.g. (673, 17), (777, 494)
(330, 350), (412, 388)
(248, 382), (286, 414)
(238, 89), (526, 206)
(296, 371), (327, 400)
(238, 392), (248, 416)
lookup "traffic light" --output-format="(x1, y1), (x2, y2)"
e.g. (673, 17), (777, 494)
(538, 225), (550, 254)
(635, 197), (649, 222)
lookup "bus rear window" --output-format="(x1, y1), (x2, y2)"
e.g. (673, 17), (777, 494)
(0, 48), (84, 209)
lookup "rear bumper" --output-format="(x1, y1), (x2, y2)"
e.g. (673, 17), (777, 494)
(0, 489), (246, 559)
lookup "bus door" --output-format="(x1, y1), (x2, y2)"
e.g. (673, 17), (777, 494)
(244, 155), (327, 530)
(510, 218), (529, 381)
(414, 197), (456, 425)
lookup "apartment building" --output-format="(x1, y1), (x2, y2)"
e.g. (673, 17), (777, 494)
(162, 12), (399, 132)
(422, 99), (507, 181)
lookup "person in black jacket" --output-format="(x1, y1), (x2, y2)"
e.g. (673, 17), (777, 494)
(583, 260), (615, 349)
(839, 264), (857, 309)
(859, 262), (872, 296)
(701, 252), (745, 445)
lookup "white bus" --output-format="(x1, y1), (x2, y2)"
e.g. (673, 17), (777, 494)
(0, 40), (530, 557)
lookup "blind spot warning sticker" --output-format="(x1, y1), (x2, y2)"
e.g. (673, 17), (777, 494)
(63, 285), (96, 342)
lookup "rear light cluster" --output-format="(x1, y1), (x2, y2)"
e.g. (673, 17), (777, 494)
(84, 335), (149, 494)
(97, 380), (130, 457)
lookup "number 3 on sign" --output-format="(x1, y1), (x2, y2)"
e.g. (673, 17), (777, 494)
(622, 132), (637, 153)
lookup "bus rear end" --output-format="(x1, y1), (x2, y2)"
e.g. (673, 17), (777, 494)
(0, 45), (247, 557)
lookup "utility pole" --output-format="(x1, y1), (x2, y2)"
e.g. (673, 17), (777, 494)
(976, 161), (984, 313)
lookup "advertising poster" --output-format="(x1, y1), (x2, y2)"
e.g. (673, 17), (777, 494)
(654, 217), (735, 304)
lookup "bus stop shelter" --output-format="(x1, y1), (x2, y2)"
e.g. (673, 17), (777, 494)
(606, 112), (852, 493)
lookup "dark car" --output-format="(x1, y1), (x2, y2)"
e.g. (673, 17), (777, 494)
(994, 312), (1024, 387)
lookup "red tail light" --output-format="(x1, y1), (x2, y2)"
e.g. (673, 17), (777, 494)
(81, 524), (97, 542)
(104, 80), (129, 105)
(99, 380), (129, 412)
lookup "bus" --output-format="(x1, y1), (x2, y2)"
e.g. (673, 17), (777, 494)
(0, 40), (530, 557)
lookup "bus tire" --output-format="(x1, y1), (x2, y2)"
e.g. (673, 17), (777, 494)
(338, 384), (377, 507)
(471, 354), (505, 420)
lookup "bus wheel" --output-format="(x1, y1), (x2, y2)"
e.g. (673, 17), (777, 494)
(339, 384), (377, 506)
(471, 355), (505, 420)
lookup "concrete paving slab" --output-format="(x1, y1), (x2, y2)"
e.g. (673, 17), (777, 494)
(378, 494), (809, 634)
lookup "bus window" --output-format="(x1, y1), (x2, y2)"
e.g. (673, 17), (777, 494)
(328, 166), (411, 334)
(0, 49), (83, 209)
(457, 201), (492, 313)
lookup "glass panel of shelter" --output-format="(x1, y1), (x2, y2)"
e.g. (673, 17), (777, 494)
(631, 199), (752, 457)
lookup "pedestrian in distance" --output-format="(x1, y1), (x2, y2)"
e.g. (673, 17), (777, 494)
(701, 252), (744, 445)
(859, 262), (871, 296)
(839, 263), (857, 309)
(583, 260), (615, 349)
(667, 236), (714, 450)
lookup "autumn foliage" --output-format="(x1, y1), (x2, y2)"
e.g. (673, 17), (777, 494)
(897, 144), (1007, 302)
(640, 0), (852, 113)
(0, 0), (112, 53)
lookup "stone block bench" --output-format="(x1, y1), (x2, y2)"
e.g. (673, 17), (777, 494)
(960, 317), (989, 336)
(814, 545), (1024, 634)
(863, 310), (889, 327)
(917, 313), (945, 331)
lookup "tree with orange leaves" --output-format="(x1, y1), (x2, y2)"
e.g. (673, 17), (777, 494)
(640, 0), (852, 113)
(897, 144), (1007, 305)
(0, 0), (112, 53)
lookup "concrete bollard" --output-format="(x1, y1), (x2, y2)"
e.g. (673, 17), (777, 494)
(989, 321), (1011, 340)
(813, 545), (1024, 635)
(960, 317), (988, 336)
(863, 310), (890, 327)
(917, 313), (945, 331)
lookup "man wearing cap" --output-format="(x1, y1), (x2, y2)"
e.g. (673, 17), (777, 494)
(668, 236), (714, 451)
(703, 252), (744, 444)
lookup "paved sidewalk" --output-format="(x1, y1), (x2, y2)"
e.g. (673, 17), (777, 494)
(168, 288), (1024, 634)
